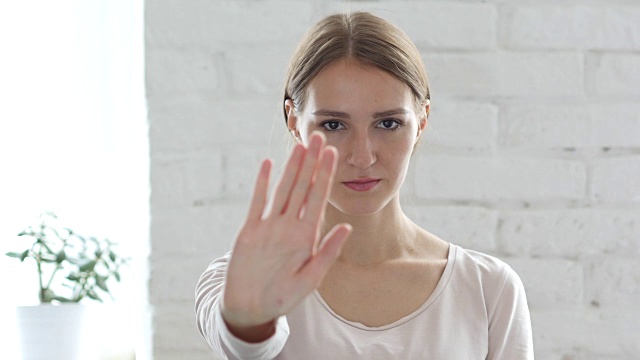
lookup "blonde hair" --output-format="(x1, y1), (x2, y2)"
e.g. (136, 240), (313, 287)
(283, 11), (430, 122)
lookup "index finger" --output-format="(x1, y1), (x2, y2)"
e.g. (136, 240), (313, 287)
(246, 159), (272, 223)
(302, 146), (337, 225)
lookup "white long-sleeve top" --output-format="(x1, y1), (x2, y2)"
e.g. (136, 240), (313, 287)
(195, 243), (534, 359)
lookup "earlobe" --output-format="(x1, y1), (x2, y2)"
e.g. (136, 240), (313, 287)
(284, 99), (302, 142)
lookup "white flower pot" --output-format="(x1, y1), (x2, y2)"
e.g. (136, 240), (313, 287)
(16, 304), (88, 360)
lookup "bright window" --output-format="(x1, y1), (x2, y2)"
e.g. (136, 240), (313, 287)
(0, 1), (147, 358)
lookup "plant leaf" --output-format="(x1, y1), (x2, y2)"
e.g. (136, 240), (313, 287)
(19, 250), (29, 261)
(53, 296), (71, 303)
(109, 251), (116, 262)
(79, 260), (97, 272)
(5, 250), (29, 262)
(87, 290), (102, 302)
(114, 271), (121, 282)
(96, 276), (109, 292)
(67, 273), (81, 281)
(56, 250), (66, 264)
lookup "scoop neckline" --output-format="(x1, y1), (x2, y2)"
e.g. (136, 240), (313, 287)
(312, 243), (457, 332)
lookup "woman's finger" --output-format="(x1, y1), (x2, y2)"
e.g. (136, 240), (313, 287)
(295, 223), (352, 291)
(246, 159), (272, 223)
(285, 133), (324, 218)
(269, 144), (305, 216)
(302, 146), (337, 225)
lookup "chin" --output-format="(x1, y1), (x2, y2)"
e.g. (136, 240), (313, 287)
(328, 197), (389, 217)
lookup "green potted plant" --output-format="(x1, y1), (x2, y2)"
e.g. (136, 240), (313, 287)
(5, 212), (128, 360)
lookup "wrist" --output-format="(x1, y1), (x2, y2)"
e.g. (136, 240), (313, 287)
(220, 296), (277, 342)
(222, 313), (277, 343)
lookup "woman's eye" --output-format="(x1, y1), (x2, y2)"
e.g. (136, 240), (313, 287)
(322, 121), (343, 131)
(378, 119), (401, 130)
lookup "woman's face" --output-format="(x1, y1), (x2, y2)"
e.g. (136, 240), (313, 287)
(286, 58), (428, 216)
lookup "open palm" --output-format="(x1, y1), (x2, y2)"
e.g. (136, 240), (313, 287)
(222, 132), (352, 329)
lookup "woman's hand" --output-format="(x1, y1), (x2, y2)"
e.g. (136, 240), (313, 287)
(221, 132), (352, 338)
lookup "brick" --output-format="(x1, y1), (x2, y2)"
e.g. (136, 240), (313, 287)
(186, 156), (225, 204)
(586, 257), (640, 308)
(146, 48), (225, 97)
(505, 258), (584, 309)
(221, 139), (294, 200)
(151, 159), (189, 206)
(423, 52), (499, 97)
(425, 52), (583, 98)
(399, 2), (497, 50)
(404, 205), (498, 252)
(531, 309), (640, 356)
(530, 348), (588, 360)
(314, 2), (496, 50)
(225, 44), (295, 96)
(501, 6), (640, 50)
(149, 96), (281, 153)
(592, 105), (640, 148)
(152, 303), (212, 352)
(151, 155), (224, 206)
(423, 102), (498, 150)
(587, 53), (640, 98)
(497, 52), (584, 98)
(146, 1), (314, 48)
(150, 204), (247, 256)
(499, 209), (640, 257)
(500, 105), (591, 148)
(149, 253), (219, 303)
(501, 104), (640, 149)
(223, 148), (269, 200)
(414, 155), (586, 201)
(592, 156), (640, 203)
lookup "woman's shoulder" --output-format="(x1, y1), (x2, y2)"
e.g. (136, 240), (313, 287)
(455, 246), (511, 272)
(449, 244), (523, 292)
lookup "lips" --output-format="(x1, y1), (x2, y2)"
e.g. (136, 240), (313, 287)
(342, 178), (381, 192)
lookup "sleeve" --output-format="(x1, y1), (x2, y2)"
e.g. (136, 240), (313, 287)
(195, 251), (290, 360)
(486, 265), (534, 360)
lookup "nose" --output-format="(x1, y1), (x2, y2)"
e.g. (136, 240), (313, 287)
(345, 131), (376, 169)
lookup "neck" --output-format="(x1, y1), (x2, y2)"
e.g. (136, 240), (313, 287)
(320, 196), (419, 267)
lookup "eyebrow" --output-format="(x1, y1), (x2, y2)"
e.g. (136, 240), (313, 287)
(311, 108), (409, 119)
(372, 108), (409, 118)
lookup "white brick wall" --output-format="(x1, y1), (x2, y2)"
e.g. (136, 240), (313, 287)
(146, 1), (640, 359)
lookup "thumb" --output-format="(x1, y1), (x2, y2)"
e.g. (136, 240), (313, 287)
(296, 223), (352, 290)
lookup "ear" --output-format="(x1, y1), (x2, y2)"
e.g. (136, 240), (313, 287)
(284, 99), (302, 143)
(416, 100), (430, 139)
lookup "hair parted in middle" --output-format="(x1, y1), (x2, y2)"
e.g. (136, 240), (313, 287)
(283, 11), (431, 124)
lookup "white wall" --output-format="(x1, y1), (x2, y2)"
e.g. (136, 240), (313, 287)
(146, 1), (640, 359)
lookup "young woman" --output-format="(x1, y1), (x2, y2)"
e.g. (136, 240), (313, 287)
(196, 11), (533, 359)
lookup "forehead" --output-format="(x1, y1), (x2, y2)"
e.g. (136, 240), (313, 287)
(304, 59), (414, 115)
